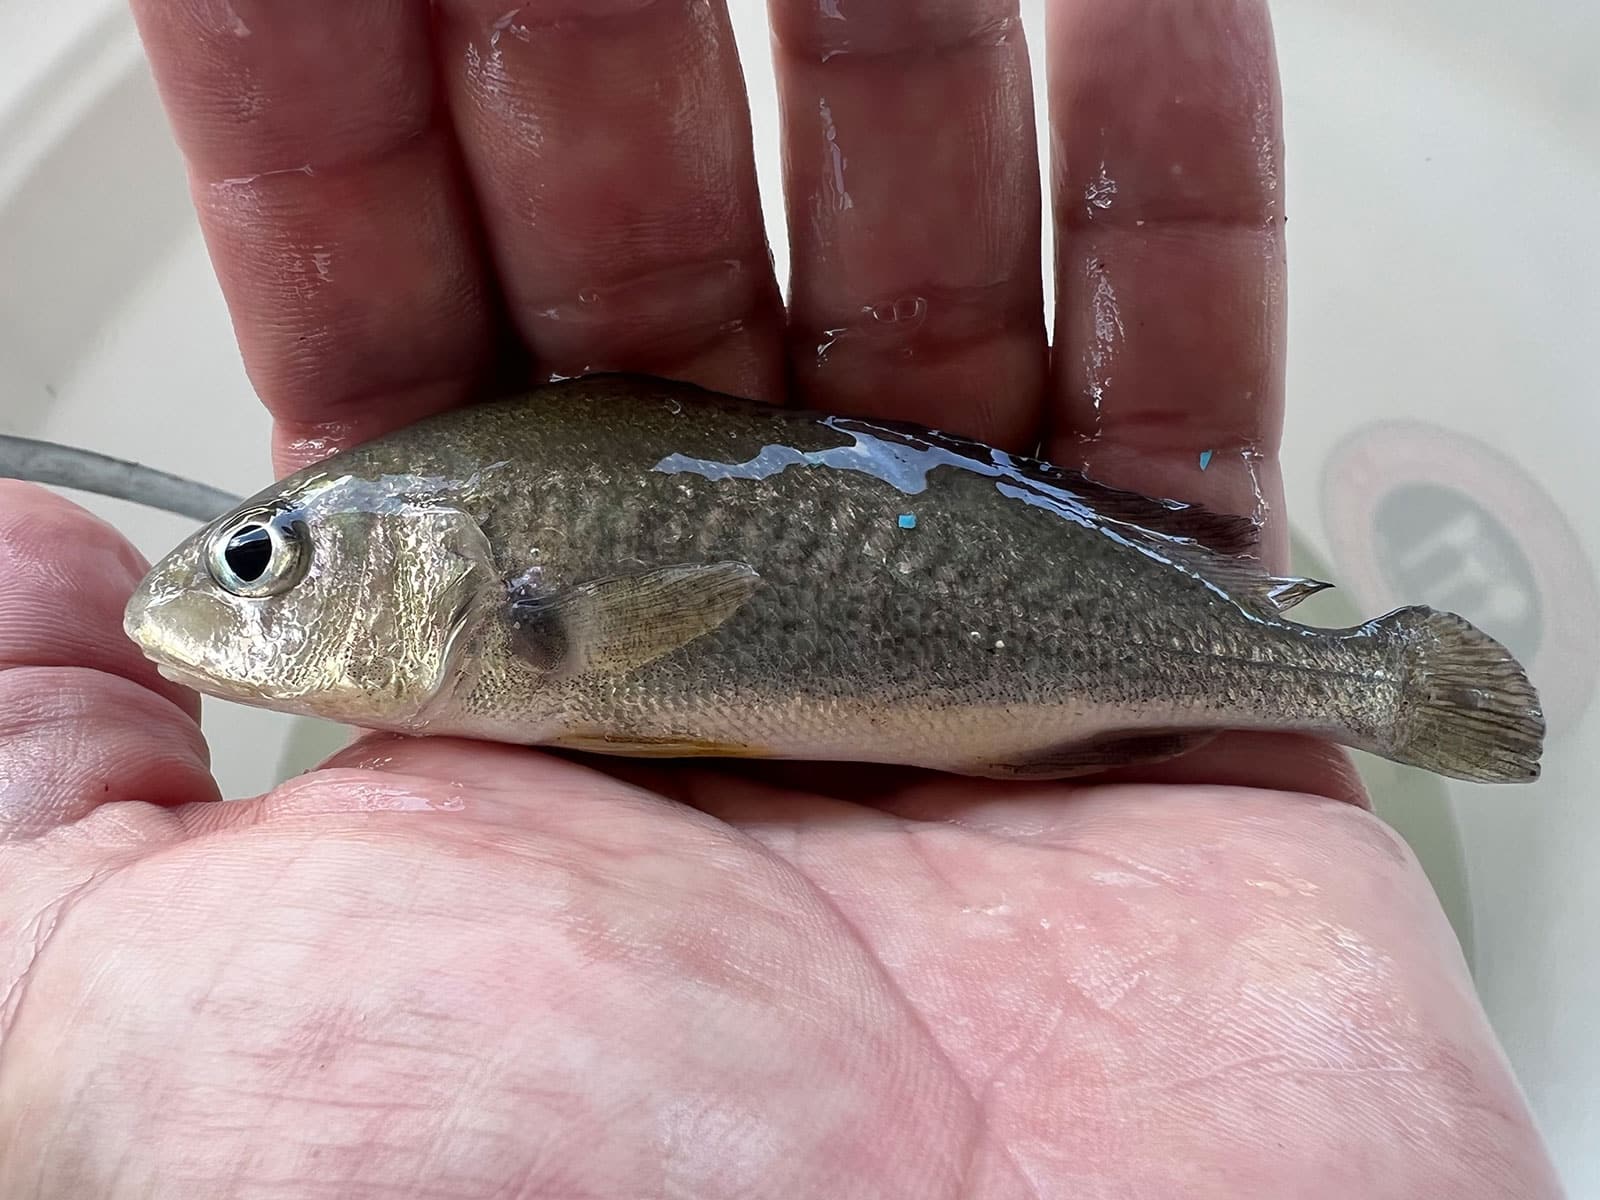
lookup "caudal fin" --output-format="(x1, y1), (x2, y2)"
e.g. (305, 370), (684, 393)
(1374, 607), (1545, 784)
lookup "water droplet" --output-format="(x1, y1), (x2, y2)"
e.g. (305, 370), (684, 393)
(1242, 447), (1269, 523)
(816, 326), (848, 363)
(818, 99), (854, 213)
(872, 296), (927, 325)
(490, 7), (531, 44)
(1085, 161), (1118, 214)
(221, 0), (251, 37)
(816, 295), (927, 366)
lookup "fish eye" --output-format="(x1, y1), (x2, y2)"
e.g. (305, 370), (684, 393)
(206, 509), (308, 598)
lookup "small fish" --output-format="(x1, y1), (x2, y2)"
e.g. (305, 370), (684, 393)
(123, 375), (1545, 784)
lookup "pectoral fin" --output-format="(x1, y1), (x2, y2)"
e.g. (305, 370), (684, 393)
(508, 561), (760, 679)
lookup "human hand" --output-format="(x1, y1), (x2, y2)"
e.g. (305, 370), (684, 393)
(0, 1), (1562, 1196)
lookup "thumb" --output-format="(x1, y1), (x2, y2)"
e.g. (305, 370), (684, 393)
(0, 482), (218, 840)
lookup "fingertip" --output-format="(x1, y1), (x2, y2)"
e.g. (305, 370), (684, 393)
(0, 483), (204, 722)
(0, 669), (220, 840)
(0, 479), (147, 569)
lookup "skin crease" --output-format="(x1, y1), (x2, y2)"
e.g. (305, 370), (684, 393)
(0, 0), (1563, 1195)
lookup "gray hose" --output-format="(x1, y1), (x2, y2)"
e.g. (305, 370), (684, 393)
(0, 434), (241, 521)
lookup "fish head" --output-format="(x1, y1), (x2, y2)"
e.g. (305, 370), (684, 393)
(123, 474), (499, 728)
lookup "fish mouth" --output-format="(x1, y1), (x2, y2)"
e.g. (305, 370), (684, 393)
(122, 581), (230, 698)
(150, 660), (228, 695)
(124, 616), (204, 691)
(124, 606), (265, 703)
(122, 584), (164, 661)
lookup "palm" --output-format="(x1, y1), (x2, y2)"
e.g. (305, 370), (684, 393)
(4, 686), (1551, 1196)
(0, 0), (1560, 1196)
(0, 729), (1529, 1195)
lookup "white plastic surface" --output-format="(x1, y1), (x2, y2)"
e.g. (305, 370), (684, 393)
(2, 1), (1595, 1190)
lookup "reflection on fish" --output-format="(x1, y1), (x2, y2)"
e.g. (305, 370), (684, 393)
(122, 375), (1545, 784)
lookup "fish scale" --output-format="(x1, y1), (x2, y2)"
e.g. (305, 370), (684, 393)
(435, 393), (1396, 755)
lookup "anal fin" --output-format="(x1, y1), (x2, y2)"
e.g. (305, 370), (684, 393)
(554, 733), (776, 759)
(981, 731), (1216, 780)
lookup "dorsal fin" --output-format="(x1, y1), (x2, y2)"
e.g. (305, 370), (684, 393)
(1010, 461), (1263, 558)
(825, 416), (1337, 617)
(575, 375), (1266, 561)
(840, 417), (1264, 559)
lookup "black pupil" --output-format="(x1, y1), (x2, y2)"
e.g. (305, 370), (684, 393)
(223, 526), (274, 582)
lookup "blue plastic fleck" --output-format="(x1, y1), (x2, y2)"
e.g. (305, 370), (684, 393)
(1198, 450), (1214, 471)
(898, 513), (918, 530)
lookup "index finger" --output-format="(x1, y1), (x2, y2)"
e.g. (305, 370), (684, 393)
(130, 0), (500, 474)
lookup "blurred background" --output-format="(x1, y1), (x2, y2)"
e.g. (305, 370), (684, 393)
(2, 0), (1595, 1189)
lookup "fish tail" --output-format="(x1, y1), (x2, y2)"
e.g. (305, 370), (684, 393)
(1368, 607), (1545, 784)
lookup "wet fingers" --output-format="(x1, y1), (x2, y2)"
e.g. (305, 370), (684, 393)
(771, 0), (1047, 446)
(1046, 0), (1288, 553)
(433, 0), (785, 400)
(0, 671), (217, 840)
(129, 0), (502, 474)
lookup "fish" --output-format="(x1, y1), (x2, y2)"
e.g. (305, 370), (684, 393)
(122, 374), (1545, 784)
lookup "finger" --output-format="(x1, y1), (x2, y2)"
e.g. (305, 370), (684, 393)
(129, 0), (501, 473)
(0, 483), (198, 721)
(434, 0), (784, 400)
(772, 0), (1046, 446)
(0, 485), (218, 840)
(1047, 0), (1287, 550)
(0, 671), (218, 840)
